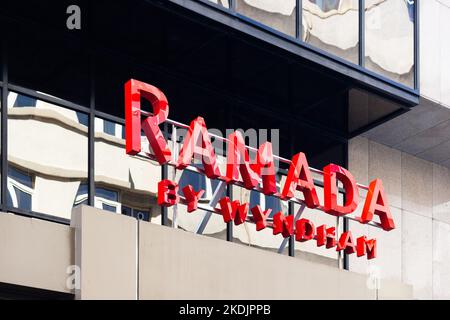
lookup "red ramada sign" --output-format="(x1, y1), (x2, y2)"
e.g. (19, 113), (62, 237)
(125, 79), (395, 260)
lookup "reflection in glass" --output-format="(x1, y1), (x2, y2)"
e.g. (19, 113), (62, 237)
(122, 206), (150, 221)
(14, 95), (37, 108)
(232, 175), (289, 254)
(94, 117), (160, 223)
(7, 92), (88, 219)
(236, 0), (297, 37)
(172, 163), (227, 239)
(0, 90), (1, 202)
(103, 120), (116, 136)
(303, 0), (359, 64)
(178, 165), (222, 200)
(207, 0), (230, 8)
(7, 167), (33, 211)
(95, 187), (120, 213)
(365, 0), (414, 87)
(294, 186), (343, 266)
(249, 191), (281, 217)
(74, 183), (88, 207)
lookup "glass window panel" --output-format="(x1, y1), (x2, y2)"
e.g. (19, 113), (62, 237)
(207, 0), (230, 8)
(103, 120), (116, 136)
(14, 95), (37, 108)
(135, 210), (150, 221)
(249, 190), (260, 208)
(172, 171), (227, 238)
(170, 133), (228, 240)
(95, 117), (160, 224)
(264, 195), (282, 215)
(122, 206), (151, 222)
(8, 167), (33, 188)
(73, 182), (88, 207)
(7, 92), (88, 219)
(365, 0), (415, 87)
(236, 0), (297, 37)
(248, 192), (281, 218)
(15, 187), (32, 211)
(0, 90), (1, 201)
(303, 0), (359, 64)
(232, 171), (288, 254)
(96, 187), (118, 202)
(7, 19), (90, 106)
(7, 191), (13, 208)
(294, 187), (344, 265)
(178, 169), (207, 199)
(76, 112), (89, 127)
(102, 203), (117, 213)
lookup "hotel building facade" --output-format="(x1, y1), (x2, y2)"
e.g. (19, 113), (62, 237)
(0, 0), (449, 300)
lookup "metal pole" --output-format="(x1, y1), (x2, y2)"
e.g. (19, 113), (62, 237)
(161, 123), (169, 226)
(171, 124), (178, 229)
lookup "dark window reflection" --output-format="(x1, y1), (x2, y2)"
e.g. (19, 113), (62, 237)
(177, 164), (222, 200)
(407, 0), (415, 22)
(103, 120), (116, 136)
(74, 183), (88, 206)
(178, 169), (207, 198)
(76, 112), (89, 127)
(122, 206), (150, 221)
(96, 187), (119, 202)
(249, 191), (281, 218)
(7, 167), (33, 211)
(14, 95), (36, 108)
(9, 167), (33, 188)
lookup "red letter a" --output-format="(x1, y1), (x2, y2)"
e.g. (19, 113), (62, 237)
(360, 179), (395, 231)
(281, 153), (320, 209)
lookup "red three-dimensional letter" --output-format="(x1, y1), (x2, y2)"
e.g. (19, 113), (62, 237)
(177, 117), (221, 179)
(316, 225), (337, 248)
(273, 212), (294, 238)
(218, 197), (249, 225)
(255, 142), (278, 195)
(182, 185), (205, 213)
(125, 79), (172, 164)
(158, 180), (179, 207)
(295, 219), (316, 242)
(281, 153), (320, 209)
(336, 231), (356, 254)
(226, 132), (277, 194)
(250, 205), (272, 231)
(356, 236), (377, 260)
(359, 179), (395, 231)
(323, 164), (359, 216)
(226, 131), (261, 190)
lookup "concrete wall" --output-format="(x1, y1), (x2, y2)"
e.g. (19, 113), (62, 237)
(0, 205), (414, 299)
(0, 213), (73, 294)
(70, 205), (412, 300)
(70, 206), (138, 300)
(349, 136), (450, 300)
(139, 219), (374, 300)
